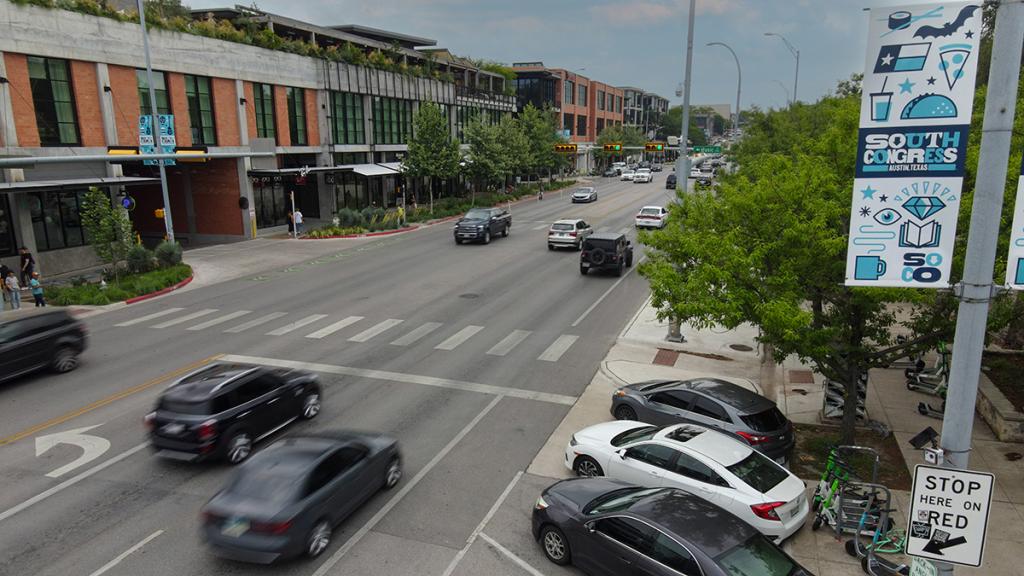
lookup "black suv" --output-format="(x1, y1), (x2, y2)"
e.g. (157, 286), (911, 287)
(0, 308), (87, 382)
(454, 207), (511, 244)
(147, 363), (321, 464)
(580, 233), (634, 276)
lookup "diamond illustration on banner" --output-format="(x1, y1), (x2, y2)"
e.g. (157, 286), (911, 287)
(903, 196), (946, 220)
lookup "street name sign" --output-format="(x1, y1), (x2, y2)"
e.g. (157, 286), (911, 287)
(692, 146), (721, 154)
(906, 464), (993, 567)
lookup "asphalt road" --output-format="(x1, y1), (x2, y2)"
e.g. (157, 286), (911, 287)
(0, 171), (678, 576)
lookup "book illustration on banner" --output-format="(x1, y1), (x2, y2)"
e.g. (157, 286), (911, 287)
(900, 220), (942, 248)
(882, 6), (944, 37)
(914, 5), (980, 39)
(875, 42), (932, 73)
(939, 43), (973, 89)
(901, 93), (958, 119)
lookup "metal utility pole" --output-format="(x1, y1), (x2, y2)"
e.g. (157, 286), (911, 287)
(707, 42), (741, 132)
(765, 32), (799, 104)
(938, 2), (1024, 575)
(137, 0), (174, 242)
(772, 80), (791, 106)
(675, 0), (696, 181)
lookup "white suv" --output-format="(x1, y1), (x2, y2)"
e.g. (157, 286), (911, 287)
(547, 219), (593, 250)
(635, 205), (668, 229)
(632, 168), (653, 183)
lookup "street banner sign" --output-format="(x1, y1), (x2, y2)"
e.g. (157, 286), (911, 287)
(692, 146), (721, 154)
(139, 114), (176, 166)
(139, 115), (156, 166)
(906, 464), (993, 567)
(1005, 157), (1024, 287)
(845, 2), (982, 287)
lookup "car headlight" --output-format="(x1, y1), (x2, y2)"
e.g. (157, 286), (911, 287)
(569, 434), (578, 447)
(535, 496), (549, 510)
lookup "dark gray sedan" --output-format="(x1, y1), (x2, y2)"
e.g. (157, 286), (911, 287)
(532, 478), (814, 576)
(200, 431), (401, 563)
(610, 378), (794, 462)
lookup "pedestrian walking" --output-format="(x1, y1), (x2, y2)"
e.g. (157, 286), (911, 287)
(287, 210), (294, 234)
(5, 271), (20, 310)
(293, 209), (303, 236)
(19, 246), (34, 285)
(0, 262), (10, 311)
(30, 272), (45, 307)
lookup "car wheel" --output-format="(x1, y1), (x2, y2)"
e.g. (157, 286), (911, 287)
(626, 253), (634, 267)
(615, 263), (624, 277)
(306, 520), (332, 558)
(614, 404), (637, 420)
(811, 516), (823, 531)
(300, 391), (321, 420)
(579, 266), (588, 276)
(225, 431), (253, 465)
(573, 456), (603, 477)
(51, 346), (79, 373)
(575, 241), (582, 251)
(548, 244), (554, 251)
(383, 457), (402, 489)
(589, 249), (607, 266)
(455, 238), (462, 245)
(483, 230), (491, 244)
(540, 525), (571, 566)
(502, 225), (509, 237)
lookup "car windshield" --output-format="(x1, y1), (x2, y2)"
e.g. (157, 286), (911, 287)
(584, 240), (615, 250)
(740, 407), (788, 432)
(715, 534), (804, 576)
(611, 425), (660, 447)
(159, 398), (211, 415)
(464, 209), (490, 220)
(229, 470), (300, 504)
(726, 452), (789, 493)
(584, 487), (664, 515)
(623, 170), (634, 174)
(552, 223), (575, 231)
(638, 169), (651, 174)
(640, 208), (662, 216)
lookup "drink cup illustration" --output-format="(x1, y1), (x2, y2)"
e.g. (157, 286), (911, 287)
(855, 256), (887, 281)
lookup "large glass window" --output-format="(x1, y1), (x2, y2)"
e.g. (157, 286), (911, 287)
(28, 190), (95, 251)
(563, 113), (574, 136)
(598, 90), (606, 111)
(564, 80), (574, 105)
(578, 85), (587, 107)
(27, 56), (79, 146)
(372, 97), (413, 145)
(0, 197), (16, 257)
(286, 87), (307, 145)
(253, 83), (276, 141)
(577, 115), (587, 137)
(597, 118), (605, 135)
(136, 69), (170, 118)
(183, 75), (216, 145)
(331, 92), (365, 145)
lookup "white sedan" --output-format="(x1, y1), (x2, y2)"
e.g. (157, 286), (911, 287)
(632, 168), (653, 183)
(564, 421), (809, 542)
(620, 169), (636, 182)
(635, 205), (668, 229)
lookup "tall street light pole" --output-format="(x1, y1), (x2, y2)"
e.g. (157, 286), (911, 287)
(706, 42), (741, 132)
(765, 32), (799, 105)
(772, 80), (791, 106)
(136, 0), (175, 241)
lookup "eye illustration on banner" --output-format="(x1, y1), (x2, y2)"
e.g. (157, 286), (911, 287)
(914, 5), (979, 39)
(874, 208), (902, 225)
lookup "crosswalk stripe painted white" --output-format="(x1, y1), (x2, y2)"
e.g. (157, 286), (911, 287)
(267, 314), (329, 336)
(532, 224), (549, 231)
(152, 309), (218, 329)
(435, 325), (484, 350)
(115, 308), (184, 327)
(305, 316), (363, 339)
(187, 310), (251, 331)
(538, 335), (579, 362)
(224, 312), (288, 333)
(486, 330), (532, 356)
(390, 322), (443, 346)
(348, 319), (403, 342)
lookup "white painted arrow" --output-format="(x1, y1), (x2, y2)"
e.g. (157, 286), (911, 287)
(35, 425), (111, 479)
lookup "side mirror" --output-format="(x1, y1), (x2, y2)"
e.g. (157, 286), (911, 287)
(616, 448), (626, 460)
(585, 521), (597, 533)
(626, 241), (632, 247)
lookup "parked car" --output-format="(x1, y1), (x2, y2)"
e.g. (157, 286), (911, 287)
(665, 174), (677, 190)
(0, 308), (87, 382)
(201, 431), (402, 563)
(533, 478), (816, 575)
(580, 233), (633, 276)
(610, 378), (795, 462)
(688, 168), (702, 179)
(146, 363), (321, 464)
(602, 167), (617, 177)
(571, 187), (598, 203)
(564, 421), (809, 542)
(453, 207), (511, 244)
(635, 206), (668, 229)
(620, 169), (636, 182)
(548, 219), (593, 251)
(632, 169), (653, 184)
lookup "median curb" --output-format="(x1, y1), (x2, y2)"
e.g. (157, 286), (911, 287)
(300, 225), (419, 240)
(125, 274), (194, 304)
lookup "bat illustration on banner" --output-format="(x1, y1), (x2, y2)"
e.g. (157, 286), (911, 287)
(914, 5), (979, 38)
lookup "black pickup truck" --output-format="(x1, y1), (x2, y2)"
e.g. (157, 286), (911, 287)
(454, 207), (511, 244)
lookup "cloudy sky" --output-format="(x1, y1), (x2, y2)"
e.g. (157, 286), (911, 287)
(192, 0), (956, 112)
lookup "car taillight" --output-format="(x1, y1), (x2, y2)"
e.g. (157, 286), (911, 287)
(568, 232), (577, 237)
(197, 419), (217, 442)
(251, 520), (293, 535)
(143, 412), (156, 430)
(736, 430), (771, 445)
(750, 502), (785, 521)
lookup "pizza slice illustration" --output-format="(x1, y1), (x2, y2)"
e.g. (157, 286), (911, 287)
(939, 43), (972, 90)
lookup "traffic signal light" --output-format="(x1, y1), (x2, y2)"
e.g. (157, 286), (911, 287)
(603, 143), (623, 152)
(645, 142), (665, 152)
(554, 143), (578, 153)
(154, 208), (165, 219)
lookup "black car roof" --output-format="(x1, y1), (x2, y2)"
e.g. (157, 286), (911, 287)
(165, 363), (258, 400)
(628, 488), (755, 555)
(588, 233), (624, 241)
(679, 378), (770, 412)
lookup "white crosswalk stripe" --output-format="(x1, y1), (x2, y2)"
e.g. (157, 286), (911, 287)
(224, 312), (288, 333)
(305, 316), (363, 339)
(267, 314), (329, 336)
(390, 322), (443, 346)
(152, 309), (218, 329)
(187, 310), (251, 331)
(486, 330), (532, 356)
(348, 319), (403, 342)
(538, 335), (579, 362)
(115, 308), (183, 327)
(435, 325), (484, 350)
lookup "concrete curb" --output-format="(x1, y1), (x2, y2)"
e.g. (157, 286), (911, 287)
(125, 274), (194, 304)
(300, 225), (419, 240)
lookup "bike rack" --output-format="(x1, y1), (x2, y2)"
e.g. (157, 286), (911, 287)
(845, 482), (910, 576)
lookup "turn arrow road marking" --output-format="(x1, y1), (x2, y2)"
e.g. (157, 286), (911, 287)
(35, 424), (111, 479)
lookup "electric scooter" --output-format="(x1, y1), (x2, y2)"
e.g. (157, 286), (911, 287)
(846, 482), (909, 575)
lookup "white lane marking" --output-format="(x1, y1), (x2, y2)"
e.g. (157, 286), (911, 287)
(311, 395), (504, 576)
(486, 330), (532, 357)
(219, 354), (576, 406)
(187, 310), (251, 331)
(114, 308), (183, 327)
(478, 533), (547, 576)
(618, 226), (631, 236)
(266, 314), (328, 336)
(538, 335), (579, 362)
(348, 318), (403, 342)
(0, 442), (148, 524)
(35, 424), (110, 479)
(390, 322), (443, 346)
(224, 312), (287, 333)
(435, 325), (484, 350)
(151, 309), (218, 329)
(441, 471), (524, 576)
(87, 530), (164, 576)
(532, 223), (549, 231)
(305, 316), (363, 339)
(571, 255), (646, 327)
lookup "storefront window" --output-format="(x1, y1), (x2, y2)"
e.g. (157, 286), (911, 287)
(28, 189), (91, 251)
(0, 197), (15, 257)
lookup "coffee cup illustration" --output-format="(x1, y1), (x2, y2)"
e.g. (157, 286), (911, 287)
(1015, 257), (1024, 285)
(855, 256), (887, 281)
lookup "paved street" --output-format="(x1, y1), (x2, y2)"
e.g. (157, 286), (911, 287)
(0, 174), (674, 576)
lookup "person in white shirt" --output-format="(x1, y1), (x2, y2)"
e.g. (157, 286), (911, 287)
(293, 209), (304, 236)
(5, 271), (21, 310)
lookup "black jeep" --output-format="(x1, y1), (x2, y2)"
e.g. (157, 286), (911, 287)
(580, 233), (634, 276)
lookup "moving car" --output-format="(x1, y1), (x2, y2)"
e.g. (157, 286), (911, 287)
(610, 378), (795, 462)
(665, 173), (677, 190)
(620, 169), (636, 182)
(0, 308), (87, 382)
(688, 168), (702, 179)
(611, 162), (626, 175)
(635, 206), (668, 229)
(201, 431), (402, 562)
(580, 233), (633, 276)
(533, 478), (815, 575)
(147, 363), (321, 464)
(564, 422), (809, 542)
(548, 219), (593, 251)
(602, 167), (617, 177)
(652, 164), (663, 172)
(571, 187), (598, 203)
(632, 169), (653, 184)
(453, 207), (511, 244)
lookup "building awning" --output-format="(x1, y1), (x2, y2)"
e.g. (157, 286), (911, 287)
(0, 176), (160, 194)
(247, 166), (352, 177)
(351, 164), (399, 177)
(378, 162), (403, 172)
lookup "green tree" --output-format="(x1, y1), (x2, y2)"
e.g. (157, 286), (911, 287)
(519, 104), (566, 179)
(80, 186), (135, 282)
(463, 119), (505, 194)
(402, 102), (461, 214)
(594, 124), (645, 166)
(661, 106), (708, 146)
(498, 115), (530, 187)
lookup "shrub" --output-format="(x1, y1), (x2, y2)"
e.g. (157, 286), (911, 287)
(155, 240), (183, 267)
(44, 264), (191, 305)
(336, 208), (366, 228)
(127, 244), (155, 274)
(306, 226), (367, 238)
